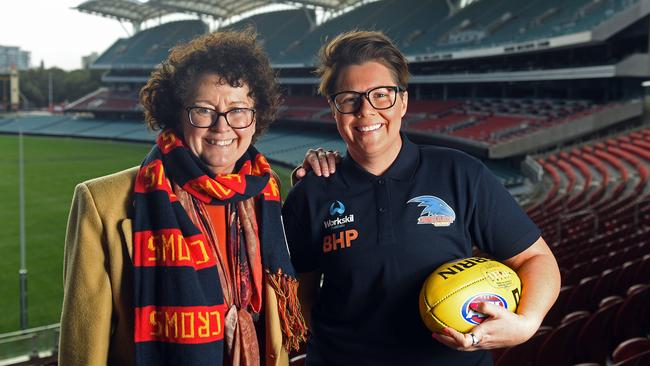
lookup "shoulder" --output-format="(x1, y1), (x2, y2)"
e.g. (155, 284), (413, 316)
(282, 172), (327, 214)
(419, 145), (481, 164)
(418, 145), (485, 172)
(74, 167), (139, 217)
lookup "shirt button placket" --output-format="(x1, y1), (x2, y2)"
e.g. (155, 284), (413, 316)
(375, 178), (391, 245)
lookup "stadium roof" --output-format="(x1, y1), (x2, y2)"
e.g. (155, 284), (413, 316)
(75, 0), (174, 23)
(76, 0), (366, 23)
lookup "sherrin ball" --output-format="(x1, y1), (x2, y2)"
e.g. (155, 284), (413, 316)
(419, 257), (521, 334)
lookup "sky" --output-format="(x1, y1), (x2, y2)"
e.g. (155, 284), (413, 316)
(0, 0), (132, 70)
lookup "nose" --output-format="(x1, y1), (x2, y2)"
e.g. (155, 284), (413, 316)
(356, 95), (375, 116)
(209, 114), (231, 131)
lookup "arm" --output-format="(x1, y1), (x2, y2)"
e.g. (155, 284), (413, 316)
(433, 236), (560, 350)
(59, 183), (113, 366)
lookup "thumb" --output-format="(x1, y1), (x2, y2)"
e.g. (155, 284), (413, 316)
(473, 301), (506, 318)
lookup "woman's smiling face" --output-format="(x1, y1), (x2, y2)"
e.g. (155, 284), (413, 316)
(181, 72), (256, 174)
(331, 61), (408, 166)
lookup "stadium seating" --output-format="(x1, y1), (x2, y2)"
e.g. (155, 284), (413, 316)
(535, 310), (591, 365)
(223, 9), (314, 61)
(612, 337), (650, 364)
(92, 20), (208, 69)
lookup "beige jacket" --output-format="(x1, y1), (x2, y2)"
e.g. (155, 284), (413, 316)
(58, 167), (288, 366)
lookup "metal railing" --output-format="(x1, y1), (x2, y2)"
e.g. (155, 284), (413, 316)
(0, 324), (59, 366)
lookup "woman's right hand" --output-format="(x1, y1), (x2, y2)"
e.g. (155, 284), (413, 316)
(292, 148), (341, 185)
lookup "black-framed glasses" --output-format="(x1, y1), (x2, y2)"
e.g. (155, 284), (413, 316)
(185, 106), (256, 129)
(329, 86), (403, 114)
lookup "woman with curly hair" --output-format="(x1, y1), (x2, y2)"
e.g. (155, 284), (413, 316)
(59, 29), (306, 366)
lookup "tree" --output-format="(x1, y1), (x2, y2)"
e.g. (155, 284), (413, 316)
(19, 67), (103, 108)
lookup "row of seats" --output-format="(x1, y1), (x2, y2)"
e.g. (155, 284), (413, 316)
(493, 127), (650, 365)
(494, 284), (650, 366)
(278, 95), (609, 145)
(93, 20), (207, 68)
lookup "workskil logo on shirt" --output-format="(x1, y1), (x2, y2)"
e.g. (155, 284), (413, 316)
(323, 200), (354, 229)
(407, 195), (456, 227)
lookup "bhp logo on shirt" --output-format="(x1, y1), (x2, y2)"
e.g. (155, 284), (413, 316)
(322, 200), (358, 253)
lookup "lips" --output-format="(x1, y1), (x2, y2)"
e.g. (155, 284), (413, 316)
(206, 138), (236, 146)
(355, 123), (382, 132)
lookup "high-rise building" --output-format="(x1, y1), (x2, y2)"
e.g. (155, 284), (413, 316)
(82, 52), (99, 69)
(0, 45), (30, 73)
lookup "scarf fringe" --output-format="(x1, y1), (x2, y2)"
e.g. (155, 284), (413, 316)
(265, 269), (307, 351)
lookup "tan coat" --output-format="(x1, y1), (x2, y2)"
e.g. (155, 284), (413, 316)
(58, 167), (288, 366)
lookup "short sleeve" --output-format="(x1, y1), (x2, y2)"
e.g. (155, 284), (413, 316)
(469, 164), (541, 259)
(282, 187), (319, 273)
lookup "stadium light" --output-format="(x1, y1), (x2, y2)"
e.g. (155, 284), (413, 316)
(19, 127), (28, 330)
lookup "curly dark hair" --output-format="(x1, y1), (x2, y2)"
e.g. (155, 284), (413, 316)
(140, 28), (280, 143)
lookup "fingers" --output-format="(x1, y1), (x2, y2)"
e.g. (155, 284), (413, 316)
(326, 151), (338, 174)
(431, 328), (483, 352)
(315, 148), (330, 177)
(295, 167), (307, 179)
(305, 149), (323, 176)
(300, 148), (339, 178)
(473, 301), (505, 318)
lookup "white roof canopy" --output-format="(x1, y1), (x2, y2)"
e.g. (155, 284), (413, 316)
(76, 0), (368, 23)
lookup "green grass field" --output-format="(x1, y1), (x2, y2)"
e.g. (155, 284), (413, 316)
(0, 135), (292, 333)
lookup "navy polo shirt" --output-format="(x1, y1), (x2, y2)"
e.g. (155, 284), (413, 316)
(282, 134), (541, 366)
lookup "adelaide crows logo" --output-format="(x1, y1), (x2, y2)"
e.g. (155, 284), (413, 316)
(407, 195), (456, 227)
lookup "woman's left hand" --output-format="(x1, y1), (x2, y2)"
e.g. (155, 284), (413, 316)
(430, 301), (538, 351)
(291, 148), (341, 185)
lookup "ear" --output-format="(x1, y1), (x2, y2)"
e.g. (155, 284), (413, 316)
(400, 90), (408, 118)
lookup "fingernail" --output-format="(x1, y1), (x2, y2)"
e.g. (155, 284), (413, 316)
(443, 327), (451, 335)
(470, 303), (479, 310)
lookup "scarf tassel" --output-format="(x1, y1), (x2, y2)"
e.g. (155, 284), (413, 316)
(265, 269), (307, 351)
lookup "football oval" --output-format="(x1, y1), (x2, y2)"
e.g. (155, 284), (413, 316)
(419, 257), (521, 334)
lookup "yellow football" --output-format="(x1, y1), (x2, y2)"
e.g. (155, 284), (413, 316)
(419, 257), (521, 334)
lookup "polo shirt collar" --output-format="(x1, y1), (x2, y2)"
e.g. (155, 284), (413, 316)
(340, 132), (419, 185)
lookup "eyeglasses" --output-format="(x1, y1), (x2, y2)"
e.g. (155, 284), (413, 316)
(329, 86), (403, 114)
(185, 106), (256, 129)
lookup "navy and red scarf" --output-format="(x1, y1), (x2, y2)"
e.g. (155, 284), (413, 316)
(132, 130), (304, 365)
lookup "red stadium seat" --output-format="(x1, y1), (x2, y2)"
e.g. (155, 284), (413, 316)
(612, 337), (650, 364)
(535, 311), (590, 366)
(616, 260), (644, 296)
(565, 276), (598, 313)
(543, 285), (574, 326)
(612, 350), (650, 366)
(612, 284), (650, 345)
(590, 267), (621, 303)
(494, 326), (552, 366)
(633, 254), (650, 284)
(574, 296), (624, 363)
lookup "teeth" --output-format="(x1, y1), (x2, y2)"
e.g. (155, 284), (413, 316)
(208, 138), (235, 146)
(357, 124), (381, 132)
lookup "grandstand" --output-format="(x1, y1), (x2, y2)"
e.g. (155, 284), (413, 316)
(2, 0), (650, 365)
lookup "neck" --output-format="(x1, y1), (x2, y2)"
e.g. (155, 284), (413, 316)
(349, 139), (402, 176)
